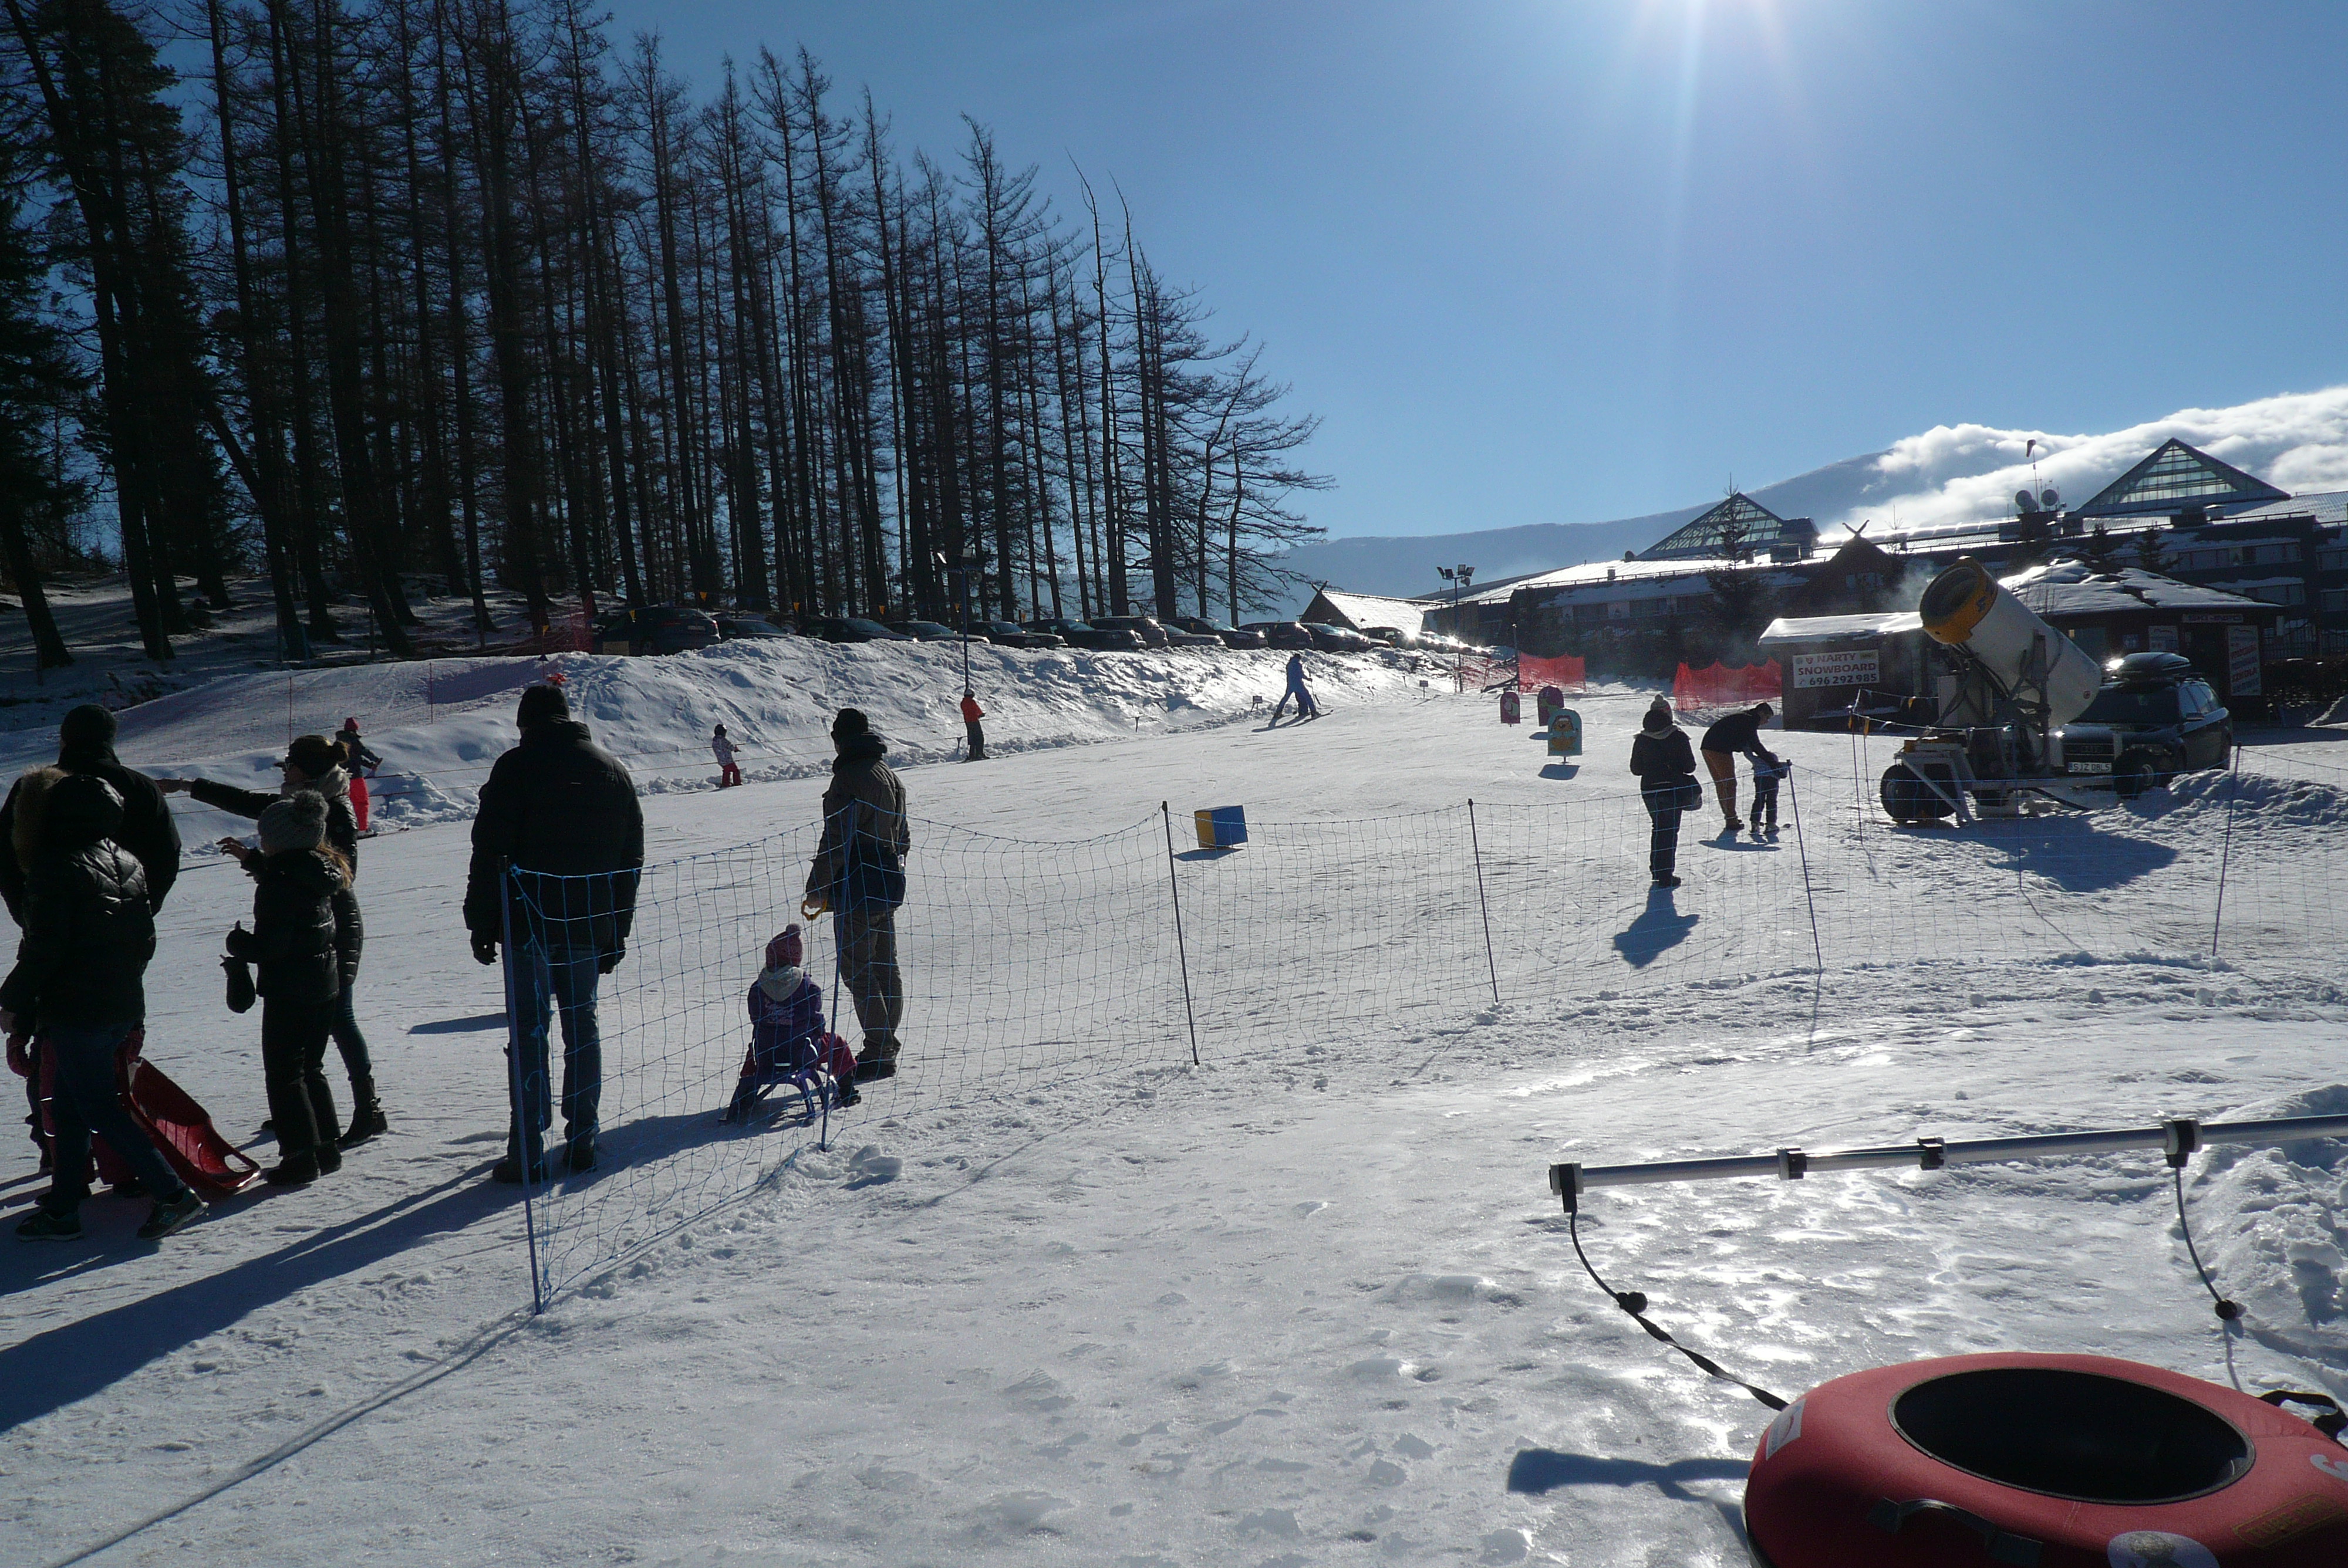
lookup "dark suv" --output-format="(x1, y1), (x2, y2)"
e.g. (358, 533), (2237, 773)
(596, 604), (720, 655)
(2056, 652), (2234, 799)
(1241, 621), (1317, 651)
(1087, 614), (1172, 649)
(978, 620), (1062, 649)
(1172, 615), (1265, 649)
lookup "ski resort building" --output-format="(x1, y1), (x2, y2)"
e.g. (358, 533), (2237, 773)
(1297, 589), (1433, 643)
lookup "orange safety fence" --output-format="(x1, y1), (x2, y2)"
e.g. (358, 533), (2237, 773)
(1672, 659), (1782, 715)
(1453, 653), (1588, 694)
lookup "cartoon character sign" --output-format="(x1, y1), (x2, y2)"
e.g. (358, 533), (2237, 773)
(2106, 1530), (2217, 1568)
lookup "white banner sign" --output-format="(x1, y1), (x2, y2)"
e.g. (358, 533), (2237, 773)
(1791, 648), (1880, 690)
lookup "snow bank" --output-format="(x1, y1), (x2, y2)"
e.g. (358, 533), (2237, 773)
(2192, 1083), (2348, 1379)
(6, 637), (1452, 841)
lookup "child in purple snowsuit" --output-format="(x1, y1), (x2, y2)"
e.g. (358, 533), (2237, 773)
(726, 925), (858, 1118)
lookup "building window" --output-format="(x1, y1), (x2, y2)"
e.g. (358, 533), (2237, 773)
(2320, 546), (2348, 572)
(2252, 544), (2298, 566)
(2323, 589), (2348, 616)
(2245, 584), (2306, 606)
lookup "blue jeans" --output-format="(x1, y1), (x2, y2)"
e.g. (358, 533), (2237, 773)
(43, 1023), (188, 1209)
(331, 982), (371, 1080)
(507, 936), (602, 1161)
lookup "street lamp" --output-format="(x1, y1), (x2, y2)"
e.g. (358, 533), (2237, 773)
(935, 550), (971, 693)
(1437, 563), (1477, 688)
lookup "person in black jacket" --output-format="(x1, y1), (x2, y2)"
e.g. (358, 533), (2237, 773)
(801, 709), (909, 1081)
(158, 734), (382, 1148)
(223, 792), (348, 1187)
(1698, 702), (1774, 833)
(0, 704), (180, 923)
(1630, 704), (1700, 888)
(463, 684), (643, 1181)
(4, 772), (203, 1242)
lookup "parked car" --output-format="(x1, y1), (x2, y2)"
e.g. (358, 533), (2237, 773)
(1030, 618), (1145, 651)
(596, 604), (721, 656)
(1242, 620), (1317, 651)
(816, 617), (913, 644)
(887, 620), (962, 641)
(1088, 614), (1173, 649)
(1170, 615), (1266, 650)
(977, 619), (1062, 649)
(1358, 626), (1407, 648)
(1300, 622), (1381, 653)
(2056, 651), (2234, 799)
(716, 614), (791, 641)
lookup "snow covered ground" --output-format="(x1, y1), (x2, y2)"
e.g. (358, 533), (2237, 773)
(4, 673), (2347, 1567)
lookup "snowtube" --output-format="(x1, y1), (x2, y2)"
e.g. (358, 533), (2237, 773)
(1744, 1353), (2348, 1567)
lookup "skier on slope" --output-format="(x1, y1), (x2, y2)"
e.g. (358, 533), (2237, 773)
(1270, 653), (1320, 724)
(960, 689), (987, 761)
(713, 724), (742, 788)
(1698, 702), (1774, 834)
(1630, 701), (1699, 888)
(338, 718), (382, 833)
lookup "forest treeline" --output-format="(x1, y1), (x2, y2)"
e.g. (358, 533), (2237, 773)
(0, 0), (1328, 665)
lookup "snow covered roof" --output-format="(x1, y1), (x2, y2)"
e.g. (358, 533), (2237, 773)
(1999, 562), (2274, 619)
(1463, 553), (1798, 606)
(2219, 489), (2348, 527)
(1303, 590), (1429, 637)
(1759, 611), (1924, 645)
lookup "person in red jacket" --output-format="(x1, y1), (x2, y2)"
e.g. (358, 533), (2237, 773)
(960, 689), (987, 762)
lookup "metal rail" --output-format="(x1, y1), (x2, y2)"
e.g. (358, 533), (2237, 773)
(1548, 1113), (2348, 1208)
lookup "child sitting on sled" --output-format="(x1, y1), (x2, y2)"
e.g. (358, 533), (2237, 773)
(724, 925), (859, 1120)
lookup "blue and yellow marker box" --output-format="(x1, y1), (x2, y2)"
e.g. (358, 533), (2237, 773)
(1194, 806), (1248, 850)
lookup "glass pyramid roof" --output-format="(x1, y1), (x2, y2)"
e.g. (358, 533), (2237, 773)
(2074, 438), (2288, 518)
(1641, 493), (1790, 560)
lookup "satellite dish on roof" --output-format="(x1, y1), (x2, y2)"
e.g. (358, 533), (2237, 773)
(2015, 489), (2037, 513)
(2040, 487), (2059, 509)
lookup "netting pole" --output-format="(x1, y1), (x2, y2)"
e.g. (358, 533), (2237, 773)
(1160, 803), (1201, 1067)
(1466, 798), (1501, 1006)
(500, 868), (545, 1316)
(2211, 743), (2242, 957)
(1785, 768), (1828, 1036)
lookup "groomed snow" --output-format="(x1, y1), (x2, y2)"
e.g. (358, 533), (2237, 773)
(2, 674), (2346, 1567)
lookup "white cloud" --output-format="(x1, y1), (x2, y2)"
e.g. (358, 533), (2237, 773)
(1815, 384), (2348, 538)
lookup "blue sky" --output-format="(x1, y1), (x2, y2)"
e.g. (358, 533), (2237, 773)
(604, 1), (2348, 540)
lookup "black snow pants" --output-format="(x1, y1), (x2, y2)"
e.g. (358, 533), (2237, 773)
(1645, 801), (1683, 880)
(262, 996), (339, 1163)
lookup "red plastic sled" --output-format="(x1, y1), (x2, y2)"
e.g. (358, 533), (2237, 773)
(36, 1030), (261, 1197)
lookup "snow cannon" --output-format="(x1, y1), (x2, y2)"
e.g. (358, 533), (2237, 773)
(1882, 556), (2106, 822)
(1743, 1353), (2348, 1568)
(1918, 556), (2101, 728)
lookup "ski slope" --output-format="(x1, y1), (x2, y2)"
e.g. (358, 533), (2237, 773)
(4, 680), (2347, 1567)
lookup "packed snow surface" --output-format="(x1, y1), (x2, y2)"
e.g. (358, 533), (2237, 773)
(4, 664), (2347, 1567)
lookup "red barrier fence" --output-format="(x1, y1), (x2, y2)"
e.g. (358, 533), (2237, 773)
(1453, 653), (1588, 694)
(1672, 659), (1782, 715)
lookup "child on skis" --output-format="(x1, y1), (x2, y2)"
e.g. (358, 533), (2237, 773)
(960, 690), (986, 761)
(712, 724), (742, 788)
(725, 925), (858, 1119)
(1750, 749), (1789, 837)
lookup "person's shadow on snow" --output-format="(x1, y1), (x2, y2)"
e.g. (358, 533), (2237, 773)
(1613, 887), (1698, 969)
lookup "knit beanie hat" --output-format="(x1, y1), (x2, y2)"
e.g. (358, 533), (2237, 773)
(59, 704), (118, 753)
(1641, 705), (1674, 734)
(831, 708), (869, 742)
(285, 734), (342, 779)
(517, 684), (571, 728)
(766, 924), (803, 969)
(259, 789), (329, 854)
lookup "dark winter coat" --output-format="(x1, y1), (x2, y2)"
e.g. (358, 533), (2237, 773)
(339, 731), (383, 773)
(0, 740), (179, 922)
(807, 734), (909, 911)
(1699, 709), (1769, 757)
(191, 772), (360, 871)
(748, 966), (825, 1068)
(463, 719), (643, 951)
(0, 775), (155, 1032)
(1630, 726), (1701, 812)
(227, 849), (346, 1006)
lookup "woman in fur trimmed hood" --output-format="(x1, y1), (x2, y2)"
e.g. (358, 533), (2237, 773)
(158, 736), (381, 1148)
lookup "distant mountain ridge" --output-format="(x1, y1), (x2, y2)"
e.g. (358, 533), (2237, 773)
(1273, 451), (1890, 608)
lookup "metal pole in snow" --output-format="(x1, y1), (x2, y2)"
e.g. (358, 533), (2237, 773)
(501, 869), (545, 1316)
(1549, 1112), (2348, 1204)
(1160, 803), (1202, 1067)
(1465, 799), (1500, 1006)
(2211, 744), (2242, 956)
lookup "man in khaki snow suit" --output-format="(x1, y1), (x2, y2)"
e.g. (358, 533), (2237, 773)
(801, 709), (910, 1081)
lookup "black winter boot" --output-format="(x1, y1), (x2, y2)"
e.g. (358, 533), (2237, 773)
(339, 1076), (386, 1150)
(264, 1154), (321, 1187)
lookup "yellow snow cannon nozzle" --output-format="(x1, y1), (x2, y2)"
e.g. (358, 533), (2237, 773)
(1919, 556), (1997, 647)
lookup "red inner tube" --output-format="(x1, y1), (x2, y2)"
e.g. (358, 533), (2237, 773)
(1744, 1353), (2348, 1567)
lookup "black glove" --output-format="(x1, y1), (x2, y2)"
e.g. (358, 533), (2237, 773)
(597, 942), (624, 975)
(224, 921), (257, 960)
(471, 934), (498, 966)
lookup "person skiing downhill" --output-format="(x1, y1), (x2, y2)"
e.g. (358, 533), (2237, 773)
(338, 719), (381, 833)
(1270, 653), (1320, 724)
(713, 724), (742, 788)
(960, 690), (987, 761)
